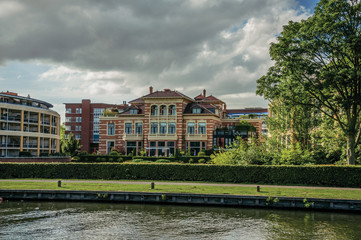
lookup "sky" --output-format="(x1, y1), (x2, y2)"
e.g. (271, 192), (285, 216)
(0, 0), (319, 121)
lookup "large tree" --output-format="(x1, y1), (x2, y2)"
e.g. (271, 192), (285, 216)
(257, 0), (361, 164)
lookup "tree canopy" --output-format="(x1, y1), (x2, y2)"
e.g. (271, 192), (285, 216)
(257, 0), (361, 164)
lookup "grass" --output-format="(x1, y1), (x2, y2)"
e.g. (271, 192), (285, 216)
(0, 180), (361, 200)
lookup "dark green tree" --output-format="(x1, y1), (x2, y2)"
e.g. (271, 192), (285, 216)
(257, 0), (361, 164)
(61, 132), (81, 157)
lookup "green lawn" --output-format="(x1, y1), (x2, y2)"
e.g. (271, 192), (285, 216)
(1, 180), (361, 200)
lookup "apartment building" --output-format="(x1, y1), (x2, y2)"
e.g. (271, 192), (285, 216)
(64, 99), (126, 152)
(98, 87), (268, 156)
(0, 91), (60, 157)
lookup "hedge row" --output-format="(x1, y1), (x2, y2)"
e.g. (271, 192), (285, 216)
(1, 163), (360, 187)
(76, 155), (211, 163)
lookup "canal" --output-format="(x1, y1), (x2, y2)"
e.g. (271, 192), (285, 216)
(1, 201), (361, 239)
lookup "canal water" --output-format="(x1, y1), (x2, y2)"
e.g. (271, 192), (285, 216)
(0, 201), (360, 239)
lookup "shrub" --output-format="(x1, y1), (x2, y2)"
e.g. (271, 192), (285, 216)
(132, 159), (144, 162)
(110, 151), (119, 156)
(156, 159), (171, 163)
(72, 156), (80, 161)
(79, 151), (88, 156)
(117, 157), (123, 162)
(188, 158), (194, 164)
(0, 163), (360, 187)
(198, 158), (206, 164)
(197, 151), (206, 157)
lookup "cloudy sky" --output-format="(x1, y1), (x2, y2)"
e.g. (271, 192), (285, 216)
(0, 0), (319, 121)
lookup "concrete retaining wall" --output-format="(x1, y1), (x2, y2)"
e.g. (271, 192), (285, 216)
(1, 190), (360, 212)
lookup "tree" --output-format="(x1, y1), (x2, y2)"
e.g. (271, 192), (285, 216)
(257, 0), (361, 164)
(61, 132), (81, 157)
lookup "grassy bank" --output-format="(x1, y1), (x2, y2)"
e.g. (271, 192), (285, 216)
(0, 180), (360, 200)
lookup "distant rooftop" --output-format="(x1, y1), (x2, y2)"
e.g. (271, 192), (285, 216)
(0, 91), (53, 109)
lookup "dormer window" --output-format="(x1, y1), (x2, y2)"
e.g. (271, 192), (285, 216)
(130, 109), (138, 114)
(192, 108), (201, 114)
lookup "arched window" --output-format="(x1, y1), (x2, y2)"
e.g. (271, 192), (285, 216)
(169, 105), (176, 115)
(151, 105), (158, 115)
(160, 105), (167, 115)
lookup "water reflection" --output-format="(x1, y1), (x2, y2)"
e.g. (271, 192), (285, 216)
(0, 201), (360, 239)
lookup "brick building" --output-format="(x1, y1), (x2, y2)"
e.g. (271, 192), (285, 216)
(98, 87), (267, 156)
(64, 99), (126, 152)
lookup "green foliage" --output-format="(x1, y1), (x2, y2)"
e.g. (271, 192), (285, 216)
(211, 138), (274, 165)
(61, 132), (81, 157)
(257, 0), (361, 164)
(1, 163), (361, 187)
(197, 151), (206, 156)
(235, 120), (256, 132)
(198, 158), (206, 164)
(155, 159), (171, 163)
(109, 151), (119, 156)
(273, 144), (315, 165)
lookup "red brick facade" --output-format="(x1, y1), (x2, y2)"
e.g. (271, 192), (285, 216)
(64, 99), (126, 153)
(98, 88), (267, 156)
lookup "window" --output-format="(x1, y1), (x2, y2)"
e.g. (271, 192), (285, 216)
(108, 123), (115, 135)
(130, 109), (138, 114)
(192, 108), (201, 114)
(107, 141), (115, 154)
(151, 105), (158, 115)
(65, 125), (71, 131)
(76, 117), (82, 122)
(187, 122), (195, 134)
(75, 134), (81, 140)
(167, 142), (175, 156)
(76, 108), (82, 114)
(198, 122), (206, 134)
(159, 122), (167, 134)
(168, 122), (176, 134)
(65, 117), (72, 122)
(151, 123), (158, 134)
(125, 123), (132, 134)
(160, 105), (167, 115)
(75, 125), (81, 131)
(169, 105), (176, 115)
(126, 141), (136, 155)
(66, 108), (72, 114)
(136, 123), (143, 134)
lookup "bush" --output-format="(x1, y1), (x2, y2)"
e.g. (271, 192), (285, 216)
(156, 159), (171, 163)
(198, 151), (206, 157)
(109, 151), (119, 156)
(132, 159), (144, 162)
(0, 163), (360, 187)
(198, 158), (206, 164)
(79, 151), (88, 156)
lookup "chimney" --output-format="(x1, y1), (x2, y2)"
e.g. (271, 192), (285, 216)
(149, 86), (153, 94)
(203, 89), (206, 97)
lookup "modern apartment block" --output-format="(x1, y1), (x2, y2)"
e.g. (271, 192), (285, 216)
(98, 87), (268, 156)
(0, 91), (60, 157)
(64, 99), (126, 153)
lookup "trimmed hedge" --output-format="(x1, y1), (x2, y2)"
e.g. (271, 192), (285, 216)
(76, 154), (211, 163)
(0, 163), (361, 187)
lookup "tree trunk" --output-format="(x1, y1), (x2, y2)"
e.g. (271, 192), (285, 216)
(346, 135), (356, 165)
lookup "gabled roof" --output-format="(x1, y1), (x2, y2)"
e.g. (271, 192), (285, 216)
(183, 102), (216, 115)
(204, 95), (223, 102)
(118, 105), (144, 115)
(128, 98), (144, 104)
(194, 94), (205, 100)
(142, 89), (194, 102)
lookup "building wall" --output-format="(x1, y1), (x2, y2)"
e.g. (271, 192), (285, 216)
(64, 100), (125, 153)
(0, 99), (60, 157)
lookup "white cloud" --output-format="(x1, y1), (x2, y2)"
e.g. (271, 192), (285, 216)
(0, 0), (314, 120)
